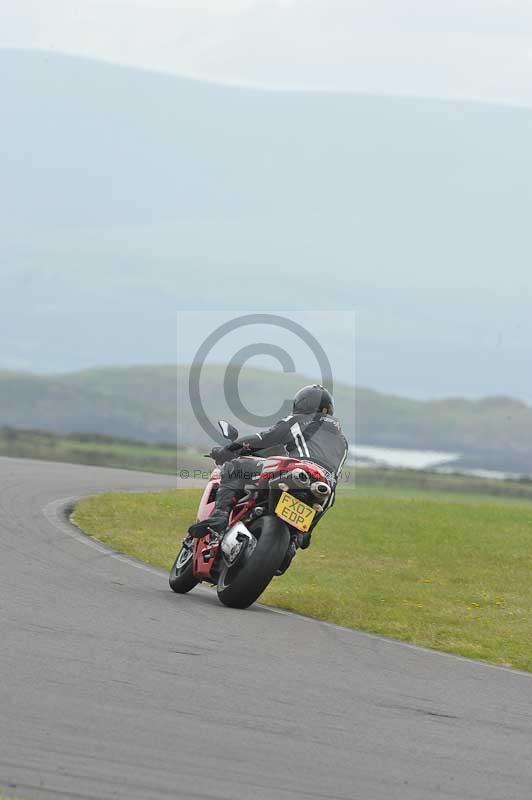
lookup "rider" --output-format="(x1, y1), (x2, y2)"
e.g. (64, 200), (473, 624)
(189, 384), (349, 544)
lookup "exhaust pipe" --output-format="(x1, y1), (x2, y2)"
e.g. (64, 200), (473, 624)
(310, 481), (331, 499)
(289, 468), (310, 488)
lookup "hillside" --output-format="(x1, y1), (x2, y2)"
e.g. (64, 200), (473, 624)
(1, 49), (531, 400)
(2, 365), (532, 473)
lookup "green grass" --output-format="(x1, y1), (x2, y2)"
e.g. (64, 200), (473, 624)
(344, 465), (532, 500)
(338, 478), (532, 505)
(4, 363), (532, 473)
(5, 425), (532, 502)
(73, 487), (532, 672)
(0, 427), (208, 475)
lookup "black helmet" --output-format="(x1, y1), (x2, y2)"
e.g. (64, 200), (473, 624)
(293, 384), (334, 416)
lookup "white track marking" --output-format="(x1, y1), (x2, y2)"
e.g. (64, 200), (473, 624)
(44, 495), (170, 578)
(43, 495), (532, 680)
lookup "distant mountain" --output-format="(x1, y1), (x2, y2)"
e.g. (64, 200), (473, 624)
(1, 49), (532, 399)
(2, 364), (532, 473)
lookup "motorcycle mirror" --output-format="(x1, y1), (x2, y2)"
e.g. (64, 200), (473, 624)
(218, 420), (239, 441)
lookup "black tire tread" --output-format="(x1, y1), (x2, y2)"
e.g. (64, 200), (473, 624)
(217, 516), (289, 609)
(169, 547), (199, 594)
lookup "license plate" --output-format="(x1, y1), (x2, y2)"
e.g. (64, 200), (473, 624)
(275, 491), (316, 532)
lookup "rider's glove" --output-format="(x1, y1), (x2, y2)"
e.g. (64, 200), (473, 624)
(209, 446), (234, 465)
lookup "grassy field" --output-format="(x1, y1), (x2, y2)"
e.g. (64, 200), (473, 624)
(0, 427), (208, 475)
(5, 426), (532, 502)
(345, 465), (532, 500)
(4, 363), (532, 473)
(73, 486), (532, 672)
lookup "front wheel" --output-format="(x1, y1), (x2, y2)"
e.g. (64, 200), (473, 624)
(217, 516), (289, 609)
(169, 543), (199, 594)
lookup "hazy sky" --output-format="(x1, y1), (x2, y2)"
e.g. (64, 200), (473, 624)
(4, 0), (532, 106)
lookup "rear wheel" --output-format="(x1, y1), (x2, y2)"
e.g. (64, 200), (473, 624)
(169, 542), (199, 594)
(217, 516), (289, 609)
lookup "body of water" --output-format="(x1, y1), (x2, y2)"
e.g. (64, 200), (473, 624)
(350, 444), (460, 470)
(349, 444), (526, 481)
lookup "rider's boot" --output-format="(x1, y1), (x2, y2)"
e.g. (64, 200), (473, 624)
(299, 532), (312, 549)
(276, 531), (313, 575)
(188, 485), (235, 538)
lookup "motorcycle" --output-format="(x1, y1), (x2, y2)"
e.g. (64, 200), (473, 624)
(169, 420), (333, 609)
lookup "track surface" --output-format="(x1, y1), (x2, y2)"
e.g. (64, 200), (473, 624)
(1, 457), (531, 800)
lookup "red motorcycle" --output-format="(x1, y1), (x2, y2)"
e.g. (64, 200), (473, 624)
(169, 420), (333, 608)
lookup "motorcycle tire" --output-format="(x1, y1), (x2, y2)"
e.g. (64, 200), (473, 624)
(169, 543), (199, 594)
(217, 515), (289, 609)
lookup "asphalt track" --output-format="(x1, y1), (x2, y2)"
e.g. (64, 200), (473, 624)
(1, 456), (531, 800)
